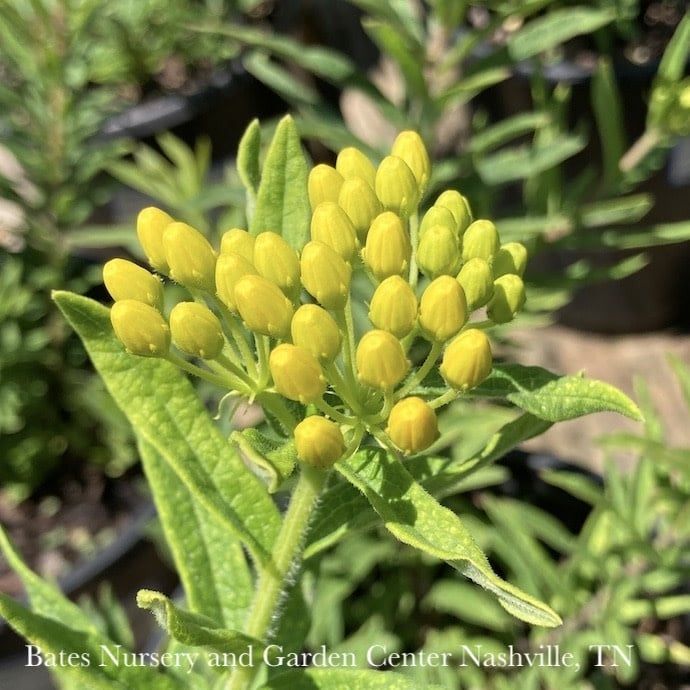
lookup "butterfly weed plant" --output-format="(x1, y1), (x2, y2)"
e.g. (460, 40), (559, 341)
(0, 118), (644, 690)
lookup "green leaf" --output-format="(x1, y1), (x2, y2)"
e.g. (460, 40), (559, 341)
(508, 7), (615, 61)
(668, 354), (690, 412)
(53, 292), (281, 566)
(139, 441), (252, 629)
(600, 220), (690, 249)
(237, 118), (261, 196)
(540, 469), (603, 505)
(469, 112), (551, 154)
(657, 12), (690, 83)
(260, 668), (444, 689)
(473, 364), (643, 422)
(137, 590), (262, 653)
(251, 115), (310, 250)
(476, 134), (586, 185)
(437, 67), (511, 107)
(580, 194), (652, 228)
(338, 449), (563, 627)
(0, 593), (182, 690)
(232, 429), (296, 493)
(244, 52), (321, 106)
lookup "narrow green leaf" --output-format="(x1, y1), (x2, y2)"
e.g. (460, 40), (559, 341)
(508, 7), (616, 61)
(438, 67), (510, 106)
(601, 220), (690, 248)
(237, 118), (261, 196)
(338, 449), (563, 627)
(251, 115), (310, 250)
(469, 112), (551, 154)
(657, 12), (690, 83)
(53, 292), (281, 565)
(260, 668), (444, 689)
(137, 590), (262, 653)
(139, 441), (252, 629)
(0, 593), (182, 690)
(668, 354), (690, 412)
(244, 52), (321, 106)
(580, 194), (652, 228)
(540, 469), (603, 505)
(473, 363), (643, 422)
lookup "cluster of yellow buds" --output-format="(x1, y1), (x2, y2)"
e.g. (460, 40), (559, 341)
(103, 131), (527, 470)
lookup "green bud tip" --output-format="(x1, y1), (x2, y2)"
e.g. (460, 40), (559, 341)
(461, 219), (500, 263)
(487, 274), (526, 324)
(420, 205), (457, 237)
(416, 224), (461, 279)
(435, 190), (472, 234)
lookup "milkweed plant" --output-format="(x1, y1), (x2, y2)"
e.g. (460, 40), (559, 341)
(0, 117), (644, 690)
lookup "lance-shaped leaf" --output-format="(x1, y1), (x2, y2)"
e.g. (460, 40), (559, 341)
(337, 449), (563, 627)
(137, 590), (262, 654)
(0, 593), (182, 690)
(54, 292), (281, 565)
(139, 441), (252, 629)
(473, 364), (643, 422)
(251, 114), (310, 250)
(259, 668), (445, 689)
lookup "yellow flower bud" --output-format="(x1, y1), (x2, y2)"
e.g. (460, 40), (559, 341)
(338, 178), (382, 241)
(440, 329), (492, 391)
(308, 164), (345, 209)
(368, 276), (418, 338)
(363, 212), (411, 281)
(220, 228), (254, 263)
(300, 241), (352, 310)
(416, 225), (461, 279)
(310, 202), (357, 261)
(419, 275), (468, 342)
(435, 190), (472, 234)
(294, 416), (345, 469)
(103, 258), (164, 309)
(493, 242), (528, 278)
(215, 252), (258, 312)
(356, 330), (409, 390)
(163, 222), (217, 293)
(169, 302), (224, 360)
(234, 275), (294, 339)
(269, 344), (326, 403)
(137, 207), (174, 273)
(386, 397), (438, 454)
(335, 147), (376, 188)
(487, 274), (526, 324)
(253, 231), (301, 299)
(374, 156), (420, 217)
(420, 206), (457, 237)
(461, 219), (500, 263)
(291, 304), (342, 363)
(391, 131), (431, 193)
(457, 258), (494, 311)
(110, 300), (170, 358)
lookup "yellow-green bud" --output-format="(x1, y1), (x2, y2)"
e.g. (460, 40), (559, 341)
(294, 416), (345, 468)
(291, 304), (342, 363)
(215, 252), (258, 312)
(457, 258), (494, 310)
(420, 206), (457, 237)
(391, 131), (431, 193)
(386, 397), (438, 454)
(363, 212), (411, 281)
(338, 178), (382, 241)
(493, 242), (528, 278)
(308, 164), (345, 209)
(374, 156), (419, 217)
(461, 219), (500, 262)
(103, 259), (163, 309)
(417, 225), (461, 279)
(220, 228), (254, 263)
(335, 147), (376, 188)
(234, 275), (294, 339)
(163, 222), (217, 293)
(169, 302), (224, 360)
(368, 276), (417, 338)
(137, 207), (174, 273)
(300, 241), (352, 310)
(356, 330), (409, 390)
(310, 202), (357, 261)
(269, 344), (326, 403)
(110, 300), (170, 358)
(440, 329), (492, 390)
(253, 231), (301, 299)
(418, 275), (468, 342)
(435, 190), (472, 234)
(487, 274), (526, 324)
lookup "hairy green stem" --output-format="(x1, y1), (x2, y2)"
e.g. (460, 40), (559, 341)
(167, 353), (250, 394)
(316, 398), (357, 425)
(228, 466), (328, 690)
(396, 341), (442, 399)
(257, 393), (297, 433)
(429, 389), (459, 409)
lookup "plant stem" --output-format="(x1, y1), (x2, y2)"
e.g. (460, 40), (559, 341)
(396, 341), (442, 399)
(257, 393), (297, 433)
(167, 353), (249, 393)
(227, 466), (328, 690)
(316, 398), (357, 425)
(429, 389), (459, 409)
(619, 129), (662, 173)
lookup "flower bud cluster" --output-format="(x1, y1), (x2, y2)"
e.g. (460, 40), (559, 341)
(103, 131), (528, 469)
